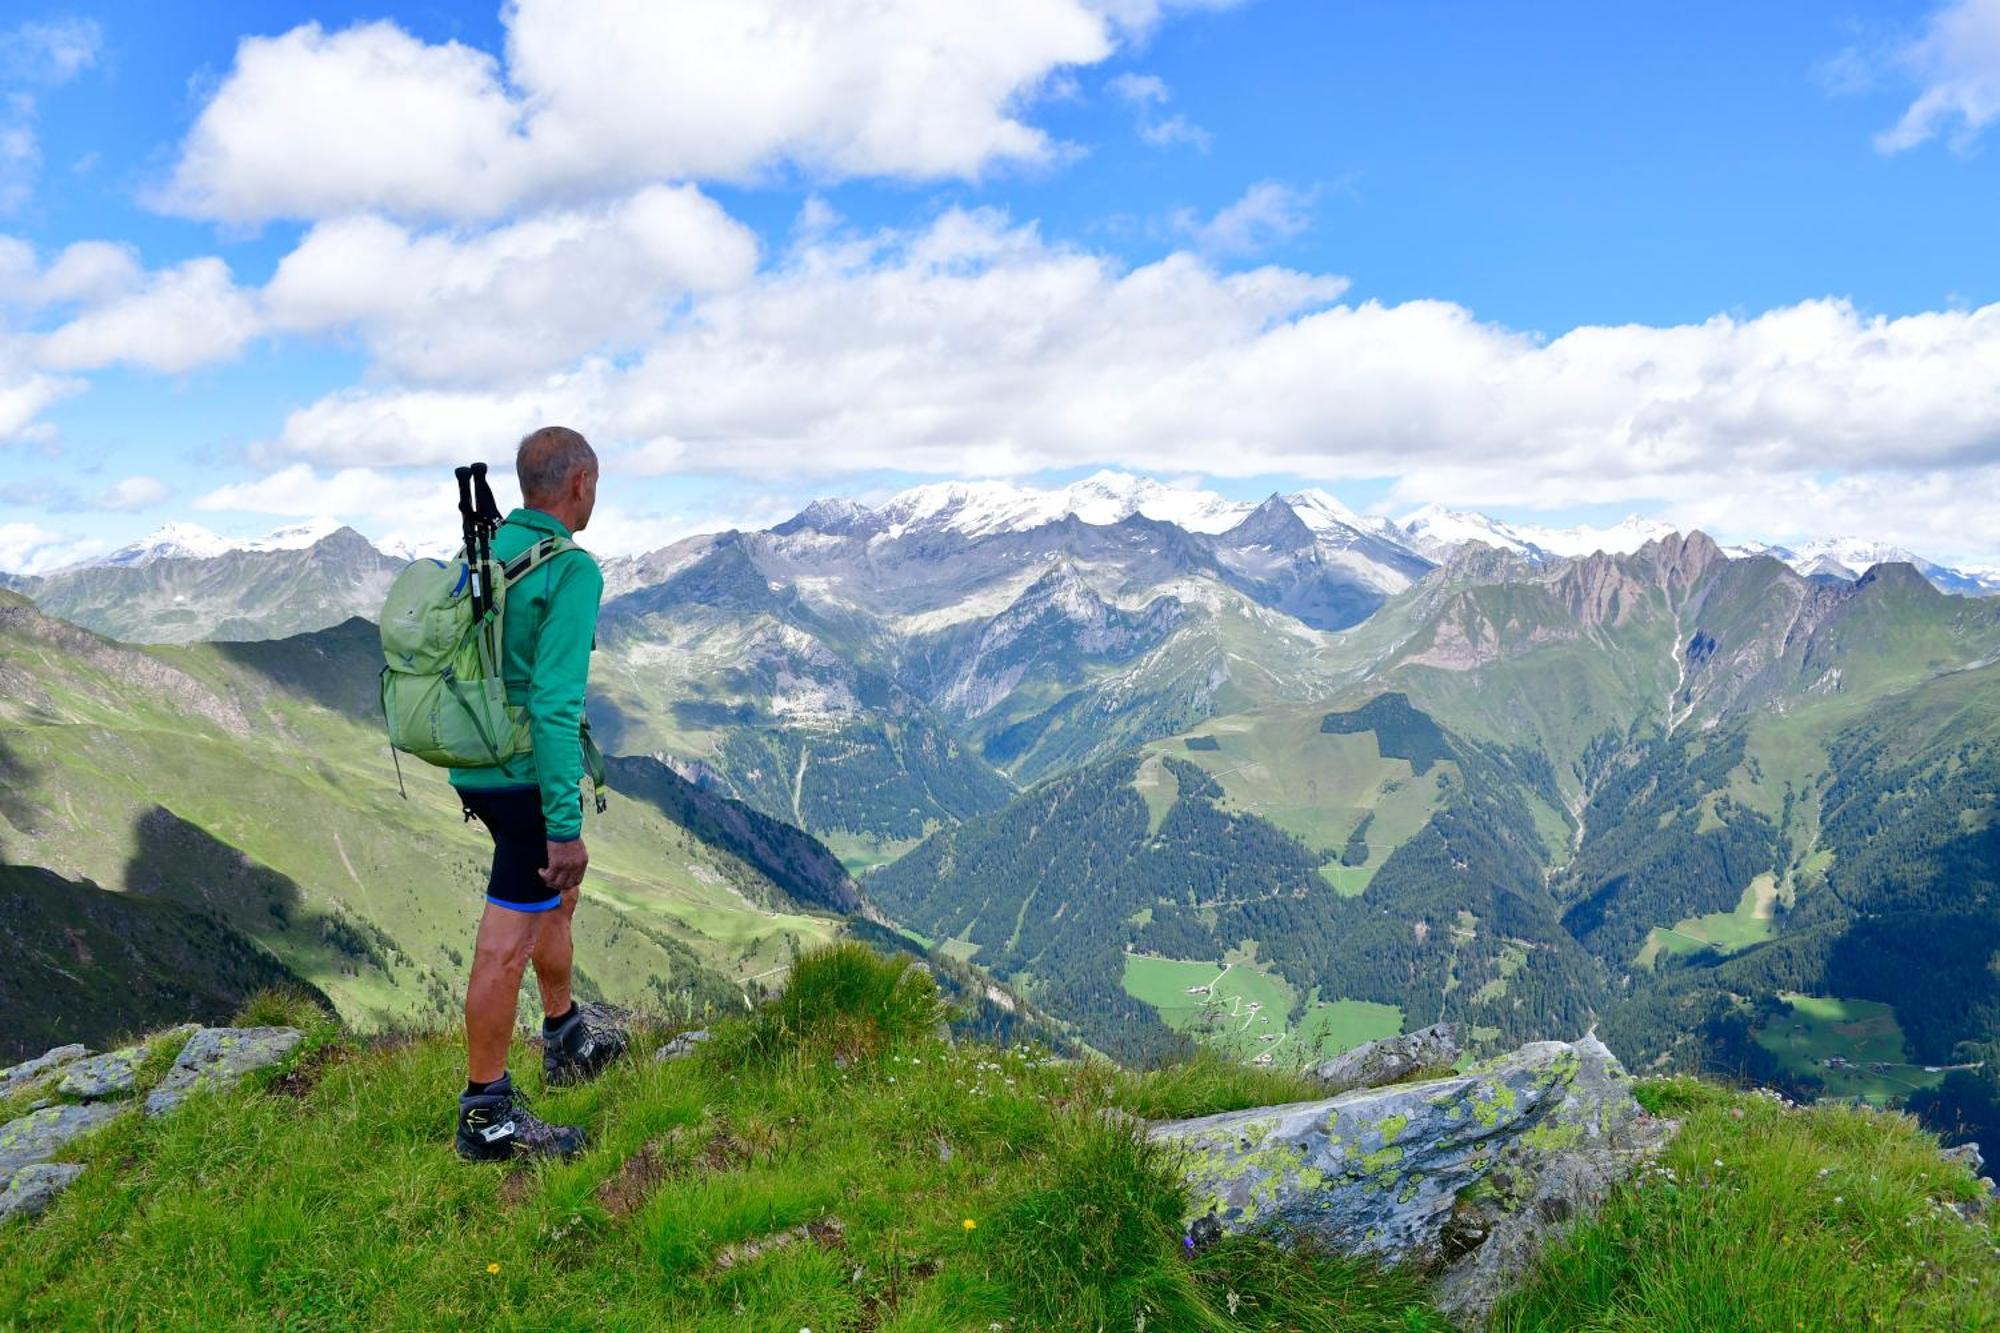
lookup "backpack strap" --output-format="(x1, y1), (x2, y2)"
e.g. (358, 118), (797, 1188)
(499, 534), (575, 585)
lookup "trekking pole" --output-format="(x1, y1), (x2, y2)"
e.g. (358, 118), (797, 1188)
(454, 465), (484, 621)
(468, 463), (501, 624)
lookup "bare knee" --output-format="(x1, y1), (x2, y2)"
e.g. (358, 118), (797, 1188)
(473, 926), (537, 978)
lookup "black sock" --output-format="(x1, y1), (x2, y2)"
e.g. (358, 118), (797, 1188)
(543, 1003), (578, 1033)
(465, 1074), (504, 1098)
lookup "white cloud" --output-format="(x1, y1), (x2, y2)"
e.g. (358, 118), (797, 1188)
(0, 329), (79, 442)
(1173, 180), (1313, 253)
(38, 258), (258, 373)
(0, 520), (99, 575)
(241, 207), (2000, 563)
(190, 460), (745, 558)
(1877, 0), (2000, 152)
(163, 1), (1135, 223)
(264, 185), (757, 385)
(0, 18), (102, 211)
(1107, 71), (1211, 149)
(95, 476), (171, 511)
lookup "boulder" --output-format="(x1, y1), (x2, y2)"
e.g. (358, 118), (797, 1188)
(0, 1045), (88, 1099)
(144, 1027), (302, 1117)
(655, 1029), (711, 1062)
(56, 1045), (148, 1101)
(1311, 1023), (1461, 1094)
(0, 1163), (87, 1223)
(1150, 1034), (1675, 1326)
(0, 1103), (123, 1189)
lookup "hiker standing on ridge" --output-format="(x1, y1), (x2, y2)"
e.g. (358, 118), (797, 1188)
(453, 426), (629, 1162)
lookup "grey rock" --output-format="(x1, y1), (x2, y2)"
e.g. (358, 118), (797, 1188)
(144, 1027), (302, 1117)
(1152, 1034), (1675, 1327)
(1942, 1142), (1985, 1177)
(0, 1045), (88, 1099)
(56, 1045), (148, 1100)
(0, 1103), (123, 1189)
(655, 1029), (711, 1062)
(0, 1163), (86, 1223)
(1310, 1023), (1461, 1094)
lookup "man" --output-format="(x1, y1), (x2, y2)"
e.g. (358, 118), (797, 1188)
(451, 426), (628, 1162)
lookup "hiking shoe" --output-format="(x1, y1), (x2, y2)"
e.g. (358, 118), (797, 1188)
(543, 1001), (631, 1088)
(456, 1073), (587, 1162)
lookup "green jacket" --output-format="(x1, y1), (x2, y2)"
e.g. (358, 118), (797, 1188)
(449, 508), (604, 841)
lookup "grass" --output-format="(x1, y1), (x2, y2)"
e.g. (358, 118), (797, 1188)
(1754, 994), (1944, 1105)
(1120, 954), (1401, 1067)
(1494, 1077), (2000, 1331)
(1147, 704), (1452, 874)
(0, 946), (1446, 1331)
(4, 947), (1995, 1329)
(1636, 872), (1782, 967)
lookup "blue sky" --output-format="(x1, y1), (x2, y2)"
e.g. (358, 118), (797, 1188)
(2, 0), (1999, 571)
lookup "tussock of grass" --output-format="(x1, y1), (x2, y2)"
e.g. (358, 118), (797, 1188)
(719, 941), (948, 1063)
(231, 984), (337, 1034)
(1494, 1076), (2000, 1330)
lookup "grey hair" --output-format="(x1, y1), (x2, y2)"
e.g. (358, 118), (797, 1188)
(515, 426), (597, 505)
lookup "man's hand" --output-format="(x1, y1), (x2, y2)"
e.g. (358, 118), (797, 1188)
(541, 838), (589, 892)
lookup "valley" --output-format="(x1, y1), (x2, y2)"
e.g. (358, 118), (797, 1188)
(4, 478), (1997, 1147)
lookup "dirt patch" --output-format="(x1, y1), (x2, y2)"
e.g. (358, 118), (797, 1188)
(596, 1142), (671, 1218)
(267, 1043), (348, 1100)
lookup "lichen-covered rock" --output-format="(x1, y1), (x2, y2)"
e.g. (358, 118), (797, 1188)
(144, 1027), (302, 1117)
(0, 1103), (122, 1189)
(0, 1163), (87, 1223)
(0, 1045), (88, 1099)
(1151, 1034), (1675, 1326)
(56, 1045), (148, 1100)
(655, 1030), (711, 1062)
(1311, 1023), (1461, 1094)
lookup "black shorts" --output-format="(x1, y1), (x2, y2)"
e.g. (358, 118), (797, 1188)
(459, 786), (565, 914)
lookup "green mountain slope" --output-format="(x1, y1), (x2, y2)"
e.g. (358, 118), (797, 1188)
(0, 592), (854, 1034)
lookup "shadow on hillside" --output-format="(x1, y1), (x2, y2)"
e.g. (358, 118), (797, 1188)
(121, 803), (396, 995)
(605, 753), (863, 916)
(0, 734), (34, 862)
(208, 617), (383, 725)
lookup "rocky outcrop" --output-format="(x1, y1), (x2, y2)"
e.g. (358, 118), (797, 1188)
(146, 1027), (304, 1117)
(1151, 1034), (1675, 1325)
(0, 1045), (86, 1099)
(1, 1025), (302, 1225)
(0, 1104), (122, 1222)
(1311, 1023), (1460, 1094)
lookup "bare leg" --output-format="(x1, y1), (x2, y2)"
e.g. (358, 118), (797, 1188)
(465, 904), (543, 1084)
(530, 886), (581, 1020)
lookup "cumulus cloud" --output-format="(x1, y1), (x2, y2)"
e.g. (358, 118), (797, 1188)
(0, 327), (80, 442)
(1876, 0), (2000, 152)
(264, 185), (757, 384)
(0, 520), (98, 574)
(38, 257), (259, 373)
(162, 1), (1131, 222)
(228, 207), (2000, 562)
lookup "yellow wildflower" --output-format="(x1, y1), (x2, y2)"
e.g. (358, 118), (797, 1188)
(962, 1218), (977, 1232)
(486, 1263), (501, 1275)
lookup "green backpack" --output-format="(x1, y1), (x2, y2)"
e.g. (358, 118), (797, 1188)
(377, 463), (606, 811)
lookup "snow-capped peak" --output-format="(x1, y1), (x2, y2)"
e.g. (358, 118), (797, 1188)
(103, 517), (349, 567)
(1508, 515), (1678, 559)
(1396, 505), (1545, 560)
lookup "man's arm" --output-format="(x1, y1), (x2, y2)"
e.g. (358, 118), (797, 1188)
(527, 553), (604, 849)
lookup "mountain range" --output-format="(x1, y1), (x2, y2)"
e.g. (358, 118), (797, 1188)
(3, 470), (1997, 1145)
